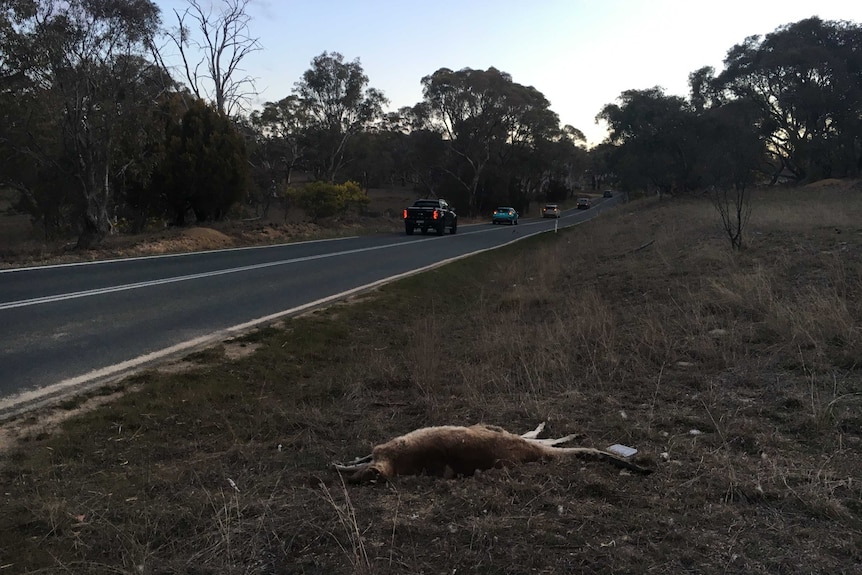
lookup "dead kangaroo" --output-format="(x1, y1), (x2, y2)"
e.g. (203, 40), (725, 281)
(334, 423), (652, 483)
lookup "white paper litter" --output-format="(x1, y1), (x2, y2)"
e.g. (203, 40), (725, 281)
(606, 444), (638, 458)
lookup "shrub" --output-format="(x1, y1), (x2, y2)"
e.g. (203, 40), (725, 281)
(289, 180), (370, 221)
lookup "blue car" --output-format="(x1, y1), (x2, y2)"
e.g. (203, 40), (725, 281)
(492, 207), (519, 225)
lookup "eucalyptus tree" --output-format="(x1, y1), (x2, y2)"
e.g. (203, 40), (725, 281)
(420, 66), (562, 214)
(716, 17), (862, 181)
(387, 105), (447, 197)
(246, 95), (309, 216)
(688, 66), (725, 113)
(249, 95), (308, 185)
(1, 0), (166, 247)
(584, 142), (616, 192)
(248, 95), (308, 216)
(0, 75), (75, 238)
(294, 51), (387, 182)
(497, 99), (565, 211)
(0, 0), (55, 231)
(597, 87), (696, 195)
(540, 126), (589, 200)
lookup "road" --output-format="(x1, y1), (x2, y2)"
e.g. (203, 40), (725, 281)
(0, 197), (621, 417)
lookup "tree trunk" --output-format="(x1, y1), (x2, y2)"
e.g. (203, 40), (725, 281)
(76, 194), (111, 249)
(75, 164), (112, 249)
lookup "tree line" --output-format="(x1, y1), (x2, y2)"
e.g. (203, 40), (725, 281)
(1, 1), (859, 249)
(598, 16), (862, 197)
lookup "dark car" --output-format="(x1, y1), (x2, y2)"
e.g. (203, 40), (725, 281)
(542, 204), (561, 218)
(576, 198), (591, 210)
(403, 198), (457, 235)
(492, 207), (519, 225)
(603, 190), (613, 198)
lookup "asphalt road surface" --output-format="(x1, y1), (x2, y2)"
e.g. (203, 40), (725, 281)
(0, 197), (622, 417)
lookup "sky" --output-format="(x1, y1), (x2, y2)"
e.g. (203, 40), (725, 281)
(152, 0), (860, 147)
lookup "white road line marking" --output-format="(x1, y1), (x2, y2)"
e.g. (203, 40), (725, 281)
(0, 235), (356, 273)
(0, 223), (565, 415)
(0, 237), (429, 310)
(0, 221), (552, 310)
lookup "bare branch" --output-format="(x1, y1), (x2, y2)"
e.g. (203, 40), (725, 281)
(163, 0), (262, 116)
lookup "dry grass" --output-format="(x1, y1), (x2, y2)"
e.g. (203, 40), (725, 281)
(1, 182), (861, 573)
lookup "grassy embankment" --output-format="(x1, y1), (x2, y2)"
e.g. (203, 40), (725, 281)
(1, 182), (860, 574)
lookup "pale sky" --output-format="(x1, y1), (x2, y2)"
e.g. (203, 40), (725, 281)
(153, 0), (860, 146)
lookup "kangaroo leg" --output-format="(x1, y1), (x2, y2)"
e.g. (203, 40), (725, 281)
(528, 433), (580, 446)
(333, 453), (373, 471)
(520, 422), (546, 439)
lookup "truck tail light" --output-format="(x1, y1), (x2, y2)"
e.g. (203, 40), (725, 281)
(433, 210), (439, 220)
(403, 209), (408, 219)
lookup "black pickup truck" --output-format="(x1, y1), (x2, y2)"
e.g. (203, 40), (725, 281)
(403, 198), (458, 235)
